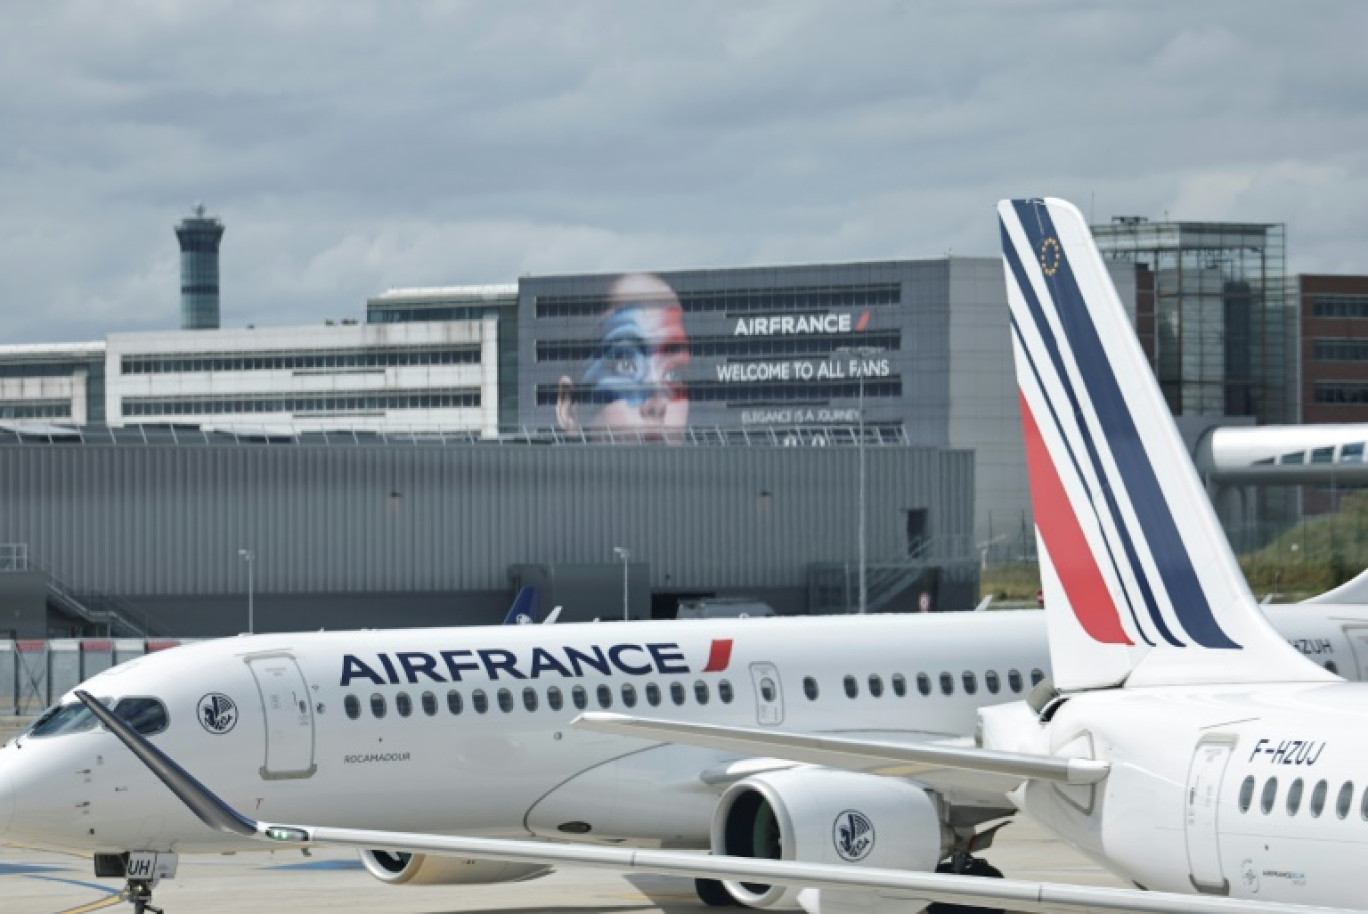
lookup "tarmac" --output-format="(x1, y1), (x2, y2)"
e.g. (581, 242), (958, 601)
(0, 817), (1126, 914)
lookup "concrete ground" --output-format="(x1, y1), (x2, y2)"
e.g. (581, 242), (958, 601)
(0, 818), (1126, 914)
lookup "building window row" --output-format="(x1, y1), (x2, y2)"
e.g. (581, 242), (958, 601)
(123, 389), (480, 417)
(538, 378), (902, 407)
(1312, 296), (1368, 319)
(0, 401), (71, 420)
(343, 678), (737, 721)
(1239, 775), (1364, 821)
(121, 346), (481, 376)
(535, 283), (902, 319)
(536, 331), (902, 364)
(368, 306), (502, 324)
(1313, 382), (1368, 405)
(1313, 339), (1368, 362)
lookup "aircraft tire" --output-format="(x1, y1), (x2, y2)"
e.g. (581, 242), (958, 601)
(926, 858), (1004, 914)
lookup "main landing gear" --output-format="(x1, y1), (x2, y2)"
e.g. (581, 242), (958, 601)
(927, 852), (1005, 914)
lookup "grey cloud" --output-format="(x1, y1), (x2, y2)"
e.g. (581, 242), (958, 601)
(1, 1), (1366, 343)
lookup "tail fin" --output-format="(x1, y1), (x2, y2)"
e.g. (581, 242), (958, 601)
(999, 198), (1332, 690)
(502, 587), (539, 625)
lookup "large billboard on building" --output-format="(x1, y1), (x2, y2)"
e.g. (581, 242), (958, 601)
(518, 262), (950, 444)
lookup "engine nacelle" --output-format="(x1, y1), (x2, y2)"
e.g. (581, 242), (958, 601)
(711, 769), (948, 910)
(358, 849), (552, 886)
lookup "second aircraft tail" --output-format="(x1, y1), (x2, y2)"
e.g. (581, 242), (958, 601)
(999, 198), (1332, 691)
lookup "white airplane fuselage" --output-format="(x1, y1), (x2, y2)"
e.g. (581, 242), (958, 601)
(984, 683), (1368, 908)
(0, 612), (1047, 854)
(0, 606), (1363, 861)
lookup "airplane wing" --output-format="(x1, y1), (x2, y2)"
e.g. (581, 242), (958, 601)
(75, 691), (1360, 914)
(574, 713), (1108, 785)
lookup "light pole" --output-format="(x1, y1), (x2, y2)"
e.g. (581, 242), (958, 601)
(841, 346), (883, 614)
(612, 547), (630, 621)
(237, 548), (254, 634)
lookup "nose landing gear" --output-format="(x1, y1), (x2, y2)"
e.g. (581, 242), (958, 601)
(120, 879), (164, 914)
(94, 851), (177, 914)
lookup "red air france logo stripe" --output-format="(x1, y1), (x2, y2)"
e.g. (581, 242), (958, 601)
(702, 639), (734, 672)
(855, 311), (870, 332)
(1019, 392), (1132, 645)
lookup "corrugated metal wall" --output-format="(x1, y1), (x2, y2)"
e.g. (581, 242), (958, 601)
(0, 442), (973, 597)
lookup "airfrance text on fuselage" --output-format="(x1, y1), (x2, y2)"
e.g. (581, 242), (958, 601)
(341, 642), (695, 687)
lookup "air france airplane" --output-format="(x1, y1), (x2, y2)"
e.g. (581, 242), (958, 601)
(6, 203), (1368, 914)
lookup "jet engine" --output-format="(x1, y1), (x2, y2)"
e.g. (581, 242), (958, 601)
(358, 850), (552, 886)
(710, 769), (948, 909)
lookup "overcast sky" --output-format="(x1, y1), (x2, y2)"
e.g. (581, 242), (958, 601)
(2, 1), (1365, 344)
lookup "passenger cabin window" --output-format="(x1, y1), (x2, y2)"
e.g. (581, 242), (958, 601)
(572, 686), (588, 710)
(1261, 778), (1279, 814)
(985, 671), (1001, 694)
(596, 685), (613, 709)
(1238, 776), (1255, 813)
(344, 695), (361, 720)
(803, 677), (819, 700)
(621, 684), (638, 708)
(370, 694), (387, 719)
(548, 687), (564, 711)
(497, 689), (514, 713)
(1286, 778), (1304, 815)
(917, 673), (931, 696)
(939, 672), (954, 695)
(447, 690), (463, 715)
(114, 698), (170, 736)
(645, 683), (661, 706)
(962, 672), (977, 695)
(1310, 780), (1329, 818)
(523, 687), (539, 712)
(844, 675), (859, 699)
(1337, 781), (1354, 819)
(1008, 669), (1023, 693)
(891, 674), (906, 697)
(695, 680), (711, 705)
(1030, 668), (1045, 686)
(472, 690), (489, 715)
(671, 682), (686, 705)
(869, 675), (884, 698)
(1326, 660), (1339, 674)
(396, 693), (413, 718)
(421, 692), (437, 716)
(719, 680), (735, 704)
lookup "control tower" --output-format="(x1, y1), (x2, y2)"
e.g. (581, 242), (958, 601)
(174, 203), (224, 330)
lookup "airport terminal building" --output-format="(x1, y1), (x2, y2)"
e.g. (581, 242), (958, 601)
(7, 212), (1363, 637)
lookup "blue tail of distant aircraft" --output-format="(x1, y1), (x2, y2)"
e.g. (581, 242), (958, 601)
(502, 587), (540, 625)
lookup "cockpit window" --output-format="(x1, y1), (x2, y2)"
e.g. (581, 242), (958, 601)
(114, 697), (170, 736)
(28, 701), (100, 738)
(28, 696), (169, 739)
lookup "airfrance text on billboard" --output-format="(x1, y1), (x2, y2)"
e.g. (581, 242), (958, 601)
(340, 640), (733, 687)
(734, 313), (865, 336)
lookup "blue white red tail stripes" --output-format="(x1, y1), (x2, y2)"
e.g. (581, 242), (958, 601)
(1000, 198), (1330, 689)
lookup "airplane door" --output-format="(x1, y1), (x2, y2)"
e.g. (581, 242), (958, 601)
(749, 662), (784, 726)
(1342, 626), (1368, 679)
(247, 655), (317, 780)
(1184, 736), (1235, 895)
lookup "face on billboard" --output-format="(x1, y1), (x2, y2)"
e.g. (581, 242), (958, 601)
(557, 274), (691, 443)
